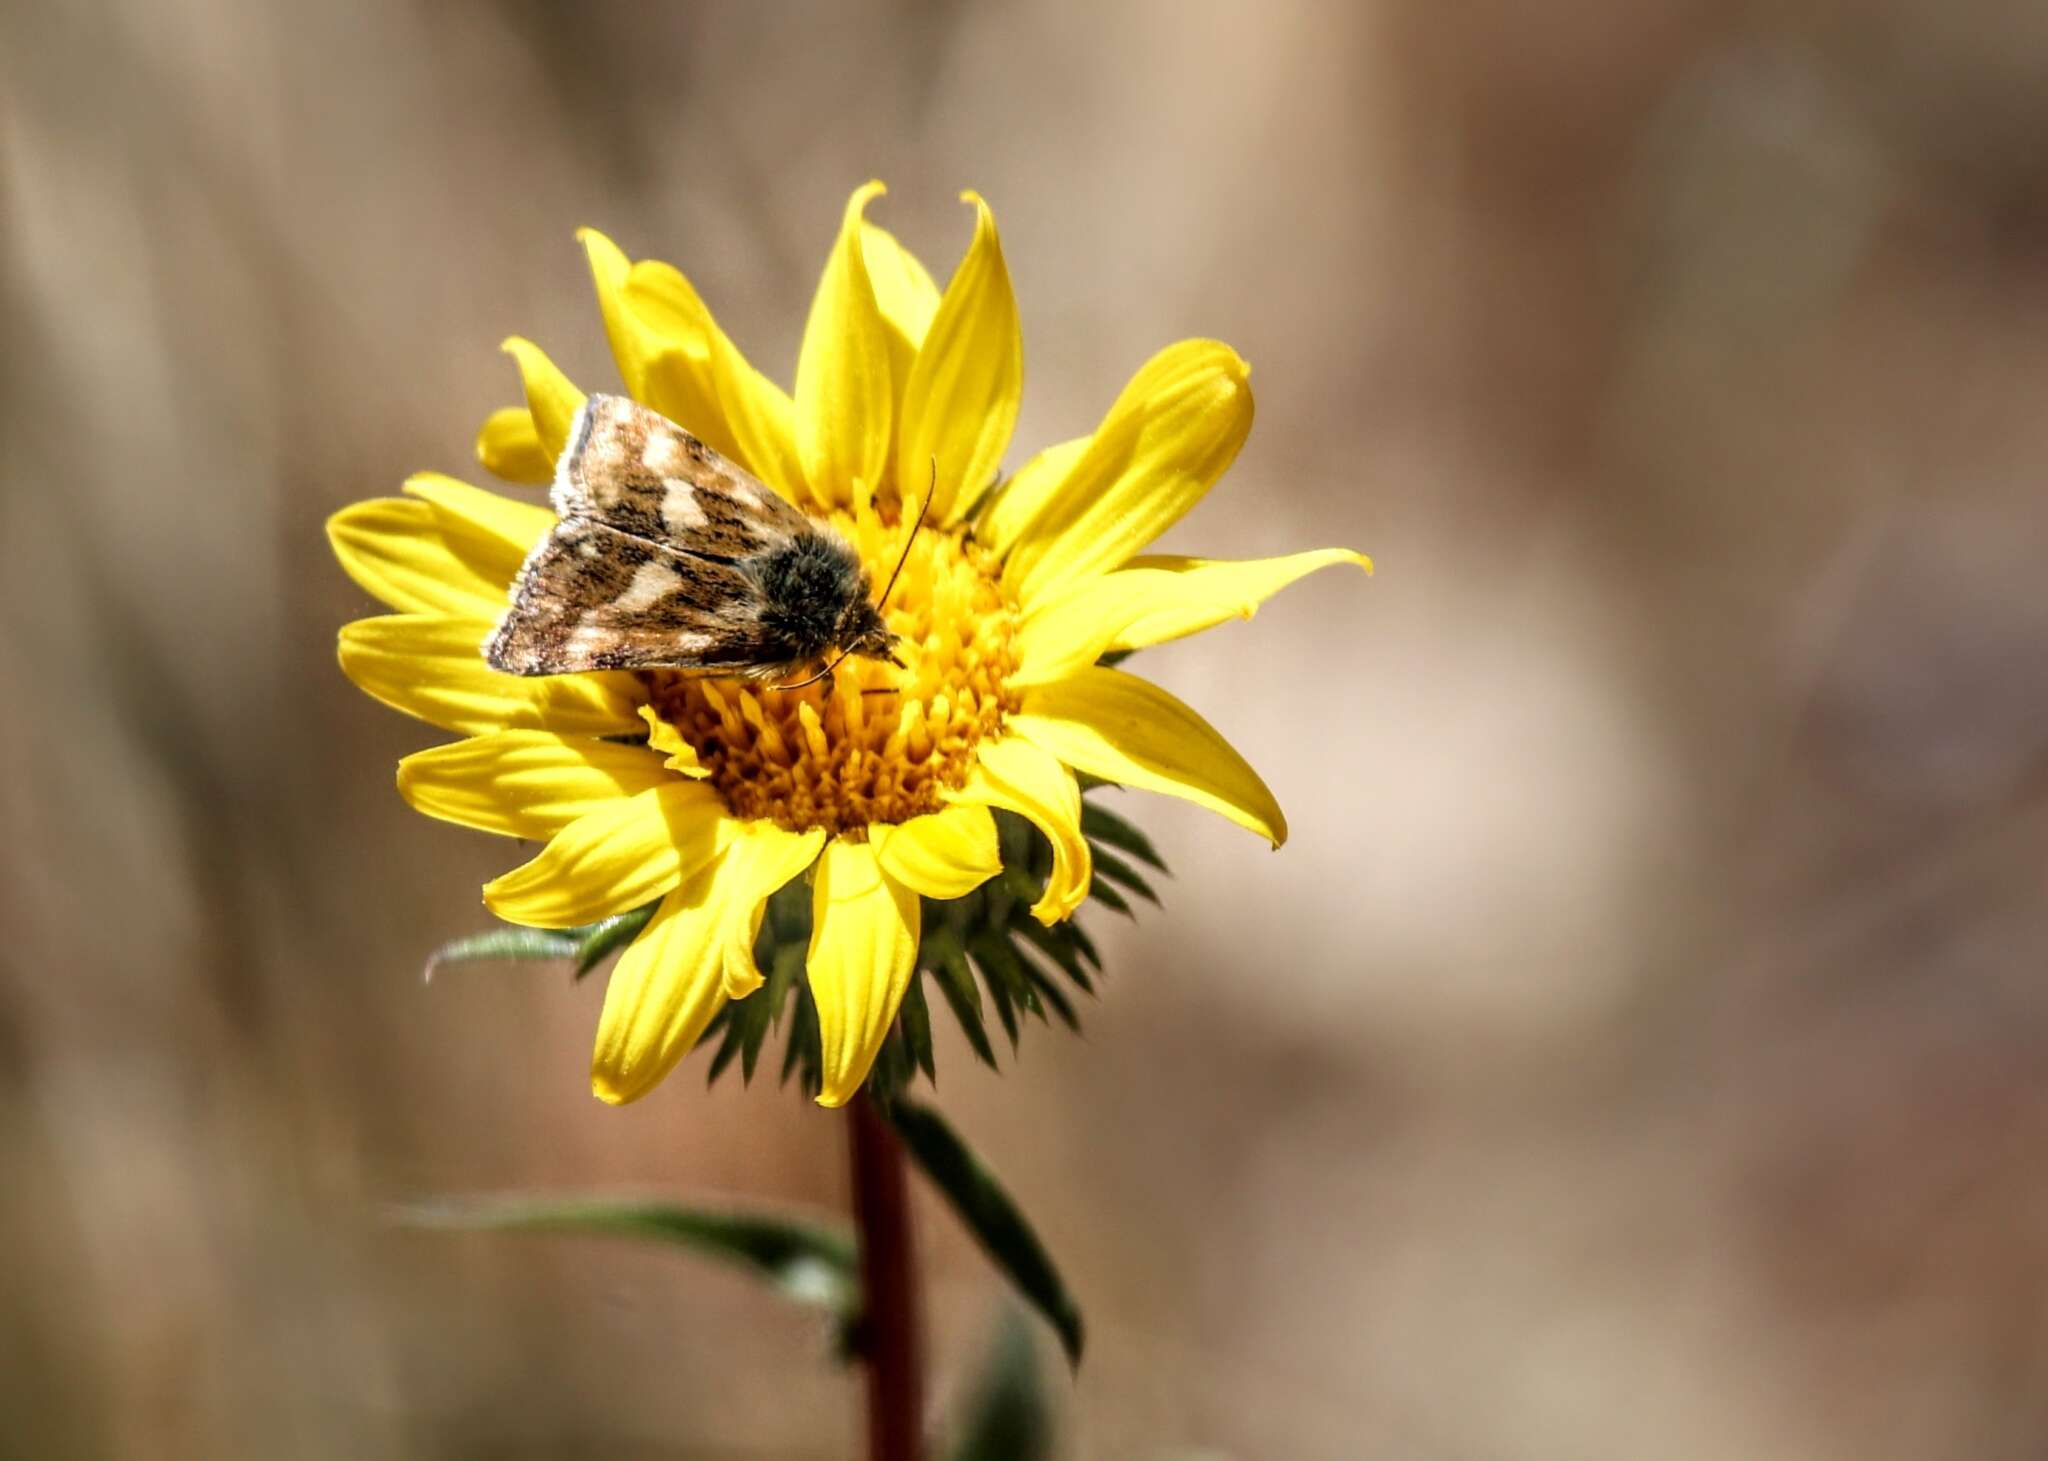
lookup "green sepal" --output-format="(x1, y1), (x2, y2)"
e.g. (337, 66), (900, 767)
(1086, 846), (1160, 907)
(884, 1097), (1084, 1366)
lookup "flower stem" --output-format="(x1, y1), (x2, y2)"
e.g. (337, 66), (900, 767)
(849, 1093), (924, 1461)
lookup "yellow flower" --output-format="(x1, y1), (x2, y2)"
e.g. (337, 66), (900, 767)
(330, 183), (1369, 1108)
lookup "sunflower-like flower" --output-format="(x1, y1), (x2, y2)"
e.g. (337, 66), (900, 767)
(330, 183), (1367, 1108)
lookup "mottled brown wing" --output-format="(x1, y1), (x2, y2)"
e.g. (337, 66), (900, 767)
(485, 518), (796, 676)
(554, 394), (811, 558)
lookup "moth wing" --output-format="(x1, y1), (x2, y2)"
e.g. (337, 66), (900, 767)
(555, 394), (812, 559)
(486, 518), (795, 676)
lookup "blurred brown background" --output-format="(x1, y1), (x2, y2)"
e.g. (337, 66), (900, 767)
(8, 1), (2048, 1456)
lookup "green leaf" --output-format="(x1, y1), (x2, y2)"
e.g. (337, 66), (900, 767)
(1087, 846), (1160, 907)
(572, 902), (660, 979)
(928, 939), (999, 1070)
(970, 928), (1042, 1022)
(944, 1311), (1053, 1461)
(425, 926), (577, 976)
(1085, 876), (1133, 919)
(902, 973), (938, 1083)
(1020, 963), (1079, 1030)
(392, 1194), (858, 1316)
(884, 1097), (1084, 1366)
(1009, 919), (1094, 996)
(1080, 802), (1167, 872)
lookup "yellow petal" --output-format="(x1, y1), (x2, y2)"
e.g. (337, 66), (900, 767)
(946, 736), (1090, 923)
(715, 821), (827, 998)
(976, 435), (1088, 560)
(637, 704), (708, 778)
(871, 804), (1000, 901)
(862, 219), (940, 426)
(807, 839), (920, 1107)
(499, 337), (587, 464)
(475, 406), (554, 485)
(337, 614), (643, 737)
(1013, 548), (1373, 687)
(624, 258), (808, 503)
(401, 471), (554, 586)
(794, 181), (893, 507)
(706, 322), (808, 504)
(590, 866), (732, 1105)
(1011, 666), (1286, 846)
(327, 498), (507, 617)
(397, 730), (674, 840)
(483, 781), (726, 929)
(863, 220), (941, 349)
(578, 227), (650, 402)
(1003, 341), (1253, 608)
(897, 193), (1022, 527)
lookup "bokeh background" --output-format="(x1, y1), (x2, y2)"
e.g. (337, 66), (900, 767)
(8, 1), (2048, 1456)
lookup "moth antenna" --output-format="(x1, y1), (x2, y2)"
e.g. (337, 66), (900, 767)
(773, 466), (938, 696)
(873, 459), (937, 620)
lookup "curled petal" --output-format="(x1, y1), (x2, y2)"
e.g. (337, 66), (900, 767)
(475, 406), (554, 485)
(714, 822), (827, 998)
(871, 804), (1000, 901)
(589, 866), (731, 1105)
(499, 337), (588, 464)
(807, 839), (920, 1107)
(637, 705), (708, 778)
(483, 782), (726, 929)
(1013, 548), (1372, 687)
(795, 182), (894, 507)
(897, 192), (1022, 526)
(946, 736), (1089, 924)
(1011, 666), (1286, 847)
(397, 730), (674, 840)
(1003, 340), (1253, 608)
(976, 436), (1088, 561)
(337, 614), (643, 737)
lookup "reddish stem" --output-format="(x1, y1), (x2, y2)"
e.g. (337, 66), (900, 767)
(850, 1094), (923, 1461)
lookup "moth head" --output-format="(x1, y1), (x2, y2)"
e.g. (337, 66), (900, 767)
(836, 595), (903, 665)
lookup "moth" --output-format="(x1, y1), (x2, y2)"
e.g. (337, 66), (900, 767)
(486, 394), (922, 692)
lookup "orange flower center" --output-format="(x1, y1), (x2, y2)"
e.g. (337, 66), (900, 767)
(642, 507), (1019, 837)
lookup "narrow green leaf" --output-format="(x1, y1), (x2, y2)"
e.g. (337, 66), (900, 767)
(1085, 876), (1133, 919)
(971, 929), (1043, 1021)
(1080, 802), (1167, 872)
(1066, 919), (1102, 973)
(902, 974), (938, 1083)
(736, 982), (779, 1084)
(943, 1311), (1052, 1461)
(1087, 846), (1160, 907)
(706, 1003), (748, 1084)
(425, 926), (577, 977)
(1010, 920), (1094, 996)
(572, 902), (660, 979)
(392, 1194), (858, 1315)
(885, 1098), (1084, 1366)
(1020, 963), (1079, 1030)
(928, 941), (999, 1070)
